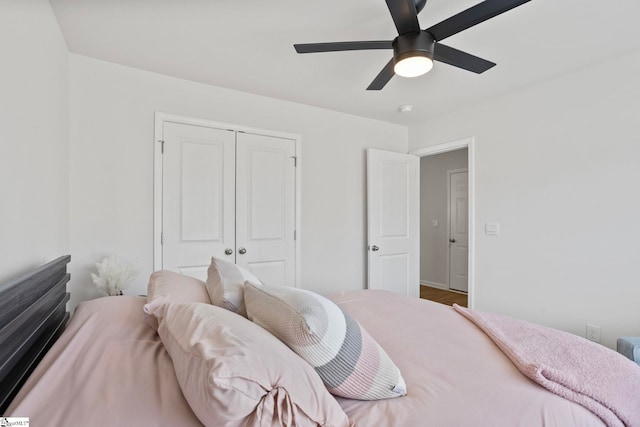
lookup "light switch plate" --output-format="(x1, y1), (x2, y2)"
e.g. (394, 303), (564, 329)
(485, 222), (500, 236)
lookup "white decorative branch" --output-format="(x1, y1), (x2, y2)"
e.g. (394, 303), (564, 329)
(91, 255), (138, 296)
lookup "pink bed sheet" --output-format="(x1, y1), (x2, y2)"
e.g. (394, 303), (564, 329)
(6, 296), (203, 426)
(329, 290), (606, 427)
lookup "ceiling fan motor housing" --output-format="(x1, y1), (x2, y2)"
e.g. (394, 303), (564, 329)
(414, 0), (427, 14)
(392, 31), (435, 64)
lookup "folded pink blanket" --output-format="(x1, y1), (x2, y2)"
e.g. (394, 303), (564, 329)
(453, 304), (640, 427)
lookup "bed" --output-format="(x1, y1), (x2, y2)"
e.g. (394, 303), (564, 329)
(3, 257), (639, 426)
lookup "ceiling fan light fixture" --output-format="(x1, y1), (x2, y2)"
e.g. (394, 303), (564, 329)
(394, 55), (433, 78)
(392, 31), (435, 78)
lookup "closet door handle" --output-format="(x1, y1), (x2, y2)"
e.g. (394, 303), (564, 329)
(238, 247), (247, 255)
(225, 248), (233, 255)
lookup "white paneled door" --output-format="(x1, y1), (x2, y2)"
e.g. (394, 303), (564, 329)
(162, 122), (236, 280)
(448, 170), (468, 292)
(367, 149), (419, 297)
(161, 121), (296, 285)
(236, 132), (296, 286)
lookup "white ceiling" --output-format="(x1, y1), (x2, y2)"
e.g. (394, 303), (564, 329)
(50, 0), (640, 126)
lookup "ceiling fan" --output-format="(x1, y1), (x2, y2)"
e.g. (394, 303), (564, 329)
(294, 0), (531, 90)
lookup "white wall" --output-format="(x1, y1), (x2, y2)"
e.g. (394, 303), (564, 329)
(409, 50), (640, 349)
(420, 149), (467, 287)
(0, 0), (69, 282)
(68, 54), (407, 308)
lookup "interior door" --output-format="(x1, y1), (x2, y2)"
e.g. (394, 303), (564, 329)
(449, 170), (468, 292)
(367, 149), (419, 297)
(235, 132), (296, 286)
(162, 122), (236, 280)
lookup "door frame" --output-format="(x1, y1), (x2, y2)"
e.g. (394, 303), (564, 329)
(410, 137), (475, 309)
(153, 112), (302, 287)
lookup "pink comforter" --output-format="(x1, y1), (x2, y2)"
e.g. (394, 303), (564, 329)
(7, 291), (609, 427)
(330, 290), (606, 427)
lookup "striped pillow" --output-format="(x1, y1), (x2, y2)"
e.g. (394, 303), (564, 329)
(244, 282), (407, 400)
(205, 257), (261, 317)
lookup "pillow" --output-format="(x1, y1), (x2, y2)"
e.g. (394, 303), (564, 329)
(143, 270), (211, 330)
(205, 257), (261, 317)
(153, 302), (350, 427)
(244, 282), (407, 401)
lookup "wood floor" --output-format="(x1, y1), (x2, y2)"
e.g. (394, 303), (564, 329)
(420, 285), (468, 307)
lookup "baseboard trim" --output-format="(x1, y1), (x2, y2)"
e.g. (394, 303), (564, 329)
(420, 281), (468, 295)
(420, 280), (447, 290)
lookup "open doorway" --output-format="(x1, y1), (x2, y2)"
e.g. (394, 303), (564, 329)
(411, 138), (475, 308)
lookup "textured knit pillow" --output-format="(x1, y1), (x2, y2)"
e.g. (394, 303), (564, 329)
(244, 282), (407, 400)
(205, 257), (262, 317)
(153, 302), (350, 427)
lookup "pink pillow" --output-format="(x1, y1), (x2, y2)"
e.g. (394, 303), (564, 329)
(143, 270), (211, 330)
(153, 302), (350, 427)
(244, 282), (407, 400)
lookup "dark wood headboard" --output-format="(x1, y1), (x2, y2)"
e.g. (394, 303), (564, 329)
(0, 255), (71, 413)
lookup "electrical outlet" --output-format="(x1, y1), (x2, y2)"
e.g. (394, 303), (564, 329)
(586, 324), (601, 343)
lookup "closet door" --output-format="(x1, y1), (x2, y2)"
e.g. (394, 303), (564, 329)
(162, 122), (236, 280)
(235, 132), (296, 286)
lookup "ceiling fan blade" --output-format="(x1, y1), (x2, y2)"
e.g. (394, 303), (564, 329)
(385, 0), (421, 35)
(434, 43), (496, 73)
(294, 41), (393, 54)
(367, 59), (396, 90)
(426, 0), (531, 41)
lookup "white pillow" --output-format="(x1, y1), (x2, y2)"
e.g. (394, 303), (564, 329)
(155, 302), (350, 427)
(244, 282), (407, 401)
(205, 257), (261, 317)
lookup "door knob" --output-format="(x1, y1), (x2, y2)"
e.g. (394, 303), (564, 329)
(238, 247), (247, 255)
(225, 248), (233, 255)
(370, 245), (379, 252)
(449, 238), (456, 243)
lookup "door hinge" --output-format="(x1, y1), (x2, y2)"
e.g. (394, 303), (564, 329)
(160, 232), (164, 245)
(290, 156), (297, 167)
(294, 230), (296, 240)
(158, 140), (165, 154)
